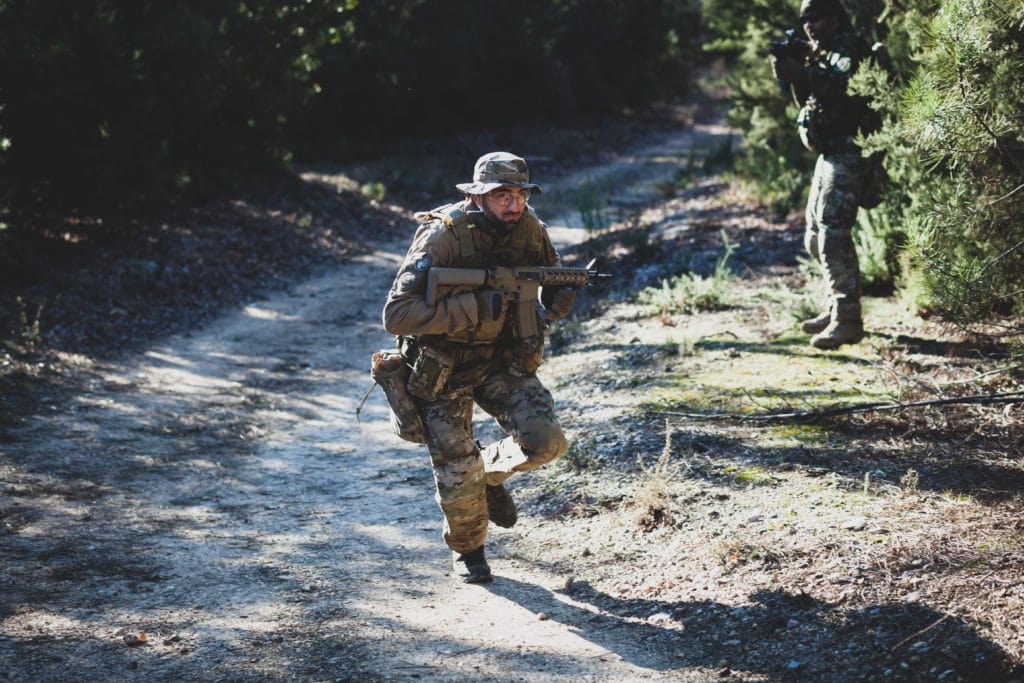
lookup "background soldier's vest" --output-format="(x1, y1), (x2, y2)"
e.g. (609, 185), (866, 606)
(798, 30), (873, 154)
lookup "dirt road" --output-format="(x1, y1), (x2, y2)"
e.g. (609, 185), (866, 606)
(1, 124), (734, 682)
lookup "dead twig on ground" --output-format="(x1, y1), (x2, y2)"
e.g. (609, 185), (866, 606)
(890, 614), (951, 653)
(654, 390), (1024, 423)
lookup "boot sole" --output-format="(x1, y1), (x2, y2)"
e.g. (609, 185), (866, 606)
(810, 334), (864, 349)
(486, 486), (518, 528)
(456, 565), (493, 583)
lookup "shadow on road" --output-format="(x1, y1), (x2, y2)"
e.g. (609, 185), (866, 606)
(486, 577), (1016, 680)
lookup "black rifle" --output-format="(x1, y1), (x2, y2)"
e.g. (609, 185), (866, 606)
(769, 29), (810, 96)
(769, 28), (809, 60)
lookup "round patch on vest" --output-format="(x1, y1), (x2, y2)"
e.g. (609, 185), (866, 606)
(398, 271), (418, 291)
(414, 254), (432, 271)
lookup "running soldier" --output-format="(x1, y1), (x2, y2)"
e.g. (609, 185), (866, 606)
(382, 152), (575, 583)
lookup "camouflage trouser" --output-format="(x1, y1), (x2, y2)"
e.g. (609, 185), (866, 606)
(416, 363), (567, 553)
(804, 152), (867, 313)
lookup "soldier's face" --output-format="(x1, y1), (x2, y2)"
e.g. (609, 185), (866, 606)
(475, 187), (529, 227)
(802, 14), (839, 48)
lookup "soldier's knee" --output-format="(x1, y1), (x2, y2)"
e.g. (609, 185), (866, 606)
(532, 425), (568, 466)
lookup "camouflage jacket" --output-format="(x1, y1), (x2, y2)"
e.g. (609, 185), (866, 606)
(797, 29), (875, 154)
(382, 199), (559, 348)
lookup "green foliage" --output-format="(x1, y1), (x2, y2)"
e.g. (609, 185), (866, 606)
(11, 296), (43, 347)
(0, 0), (350, 214)
(701, 0), (813, 214)
(560, 435), (601, 472)
(637, 231), (738, 315)
(855, 208), (902, 295)
(577, 177), (612, 234)
(705, 0), (1024, 334)
(359, 182), (386, 203)
(793, 254), (829, 320)
(888, 0), (1024, 328)
(0, 0), (704, 227)
(276, 0), (704, 157)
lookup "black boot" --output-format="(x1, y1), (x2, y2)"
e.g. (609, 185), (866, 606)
(452, 545), (492, 584)
(811, 301), (864, 349)
(486, 483), (518, 528)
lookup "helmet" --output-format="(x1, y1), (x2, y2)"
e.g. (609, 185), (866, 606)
(455, 152), (543, 195)
(799, 0), (847, 21)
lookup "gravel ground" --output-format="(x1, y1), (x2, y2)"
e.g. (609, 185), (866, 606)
(2, 103), (1023, 682)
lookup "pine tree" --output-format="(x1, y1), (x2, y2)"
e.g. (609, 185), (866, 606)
(894, 0), (1024, 333)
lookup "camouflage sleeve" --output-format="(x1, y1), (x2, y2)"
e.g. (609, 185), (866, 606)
(382, 222), (482, 336)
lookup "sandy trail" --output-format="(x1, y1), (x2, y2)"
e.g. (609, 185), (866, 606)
(1, 123), (733, 682)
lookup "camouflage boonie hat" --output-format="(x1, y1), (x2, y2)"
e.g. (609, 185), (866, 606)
(455, 152), (543, 195)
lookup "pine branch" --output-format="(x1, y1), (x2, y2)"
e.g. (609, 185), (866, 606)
(984, 183), (1024, 207)
(956, 62), (1021, 175)
(654, 391), (1024, 423)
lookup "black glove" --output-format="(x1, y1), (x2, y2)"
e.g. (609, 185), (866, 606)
(541, 286), (576, 321)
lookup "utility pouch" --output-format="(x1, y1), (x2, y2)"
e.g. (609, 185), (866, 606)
(797, 98), (827, 153)
(371, 349), (427, 444)
(406, 344), (454, 401)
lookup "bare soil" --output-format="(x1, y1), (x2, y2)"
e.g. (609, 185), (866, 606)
(2, 103), (1023, 683)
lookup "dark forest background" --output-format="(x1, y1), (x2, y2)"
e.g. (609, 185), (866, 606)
(0, 0), (700, 214)
(1, 0), (1023, 333)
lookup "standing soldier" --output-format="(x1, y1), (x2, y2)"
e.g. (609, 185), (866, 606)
(382, 152), (576, 583)
(770, 0), (878, 348)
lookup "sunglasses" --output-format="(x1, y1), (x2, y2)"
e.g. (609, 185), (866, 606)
(486, 189), (531, 205)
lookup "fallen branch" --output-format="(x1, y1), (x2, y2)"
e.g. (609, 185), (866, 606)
(890, 614), (951, 653)
(654, 390), (1024, 423)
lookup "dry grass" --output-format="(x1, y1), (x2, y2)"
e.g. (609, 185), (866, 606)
(507, 172), (1024, 679)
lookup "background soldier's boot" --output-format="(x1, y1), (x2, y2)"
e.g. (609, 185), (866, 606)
(800, 310), (831, 334)
(452, 545), (492, 584)
(811, 301), (864, 349)
(486, 483), (518, 528)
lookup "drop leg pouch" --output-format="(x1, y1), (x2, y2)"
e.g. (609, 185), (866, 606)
(371, 350), (427, 444)
(406, 344), (454, 401)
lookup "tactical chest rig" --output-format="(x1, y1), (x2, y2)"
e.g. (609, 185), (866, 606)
(426, 201), (546, 268)
(413, 201), (546, 348)
(369, 203), (548, 439)
(397, 202), (548, 398)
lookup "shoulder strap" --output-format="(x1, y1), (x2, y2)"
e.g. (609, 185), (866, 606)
(447, 207), (477, 262)
(412, 201), (479, 263)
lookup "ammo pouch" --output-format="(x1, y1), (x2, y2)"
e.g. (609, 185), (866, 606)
(797, 101), (823, 153)
(406, 344), (454, 401)
(371, 349), (426, 444)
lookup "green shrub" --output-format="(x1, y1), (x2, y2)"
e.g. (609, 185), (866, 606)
(577, 177), (613, 234)
(637, 231), (737, 315)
